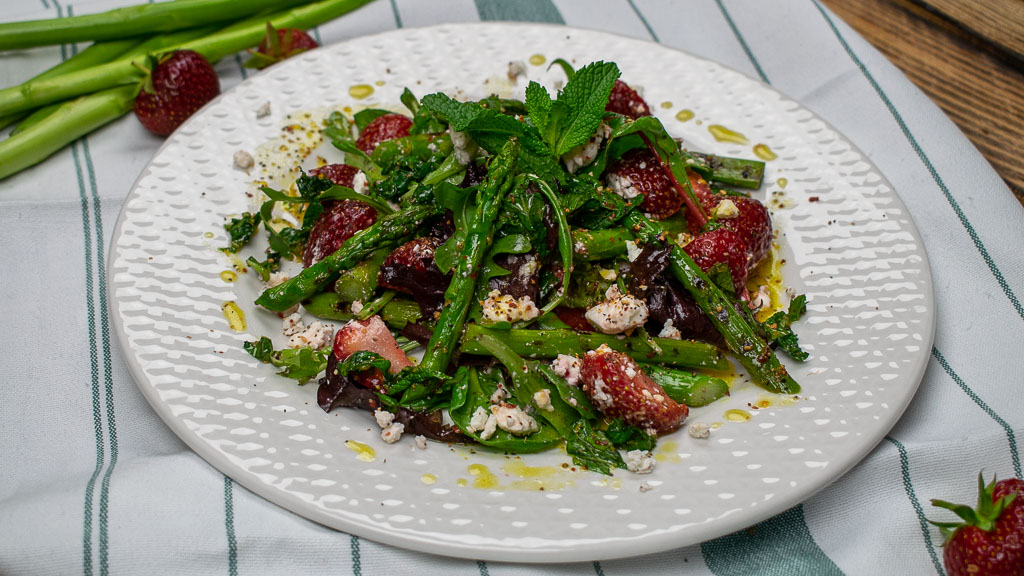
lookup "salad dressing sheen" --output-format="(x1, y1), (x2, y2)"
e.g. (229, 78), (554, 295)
(707, 124), (749, 145)
(221, 302), (246, 332)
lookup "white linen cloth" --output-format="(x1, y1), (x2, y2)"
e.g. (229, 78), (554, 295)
(2, 1), (1022, 574)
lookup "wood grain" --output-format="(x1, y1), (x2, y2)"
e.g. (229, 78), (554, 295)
(918, 0), (1024, 59)
(821, 0), (1024, 207)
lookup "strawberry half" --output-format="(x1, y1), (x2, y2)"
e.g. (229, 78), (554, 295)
(133, 50), (220, 136)
(605, 79), (651, 119)
(333, 315), (413, 391)
(717, 196), (772, 267)
(683, 227), (750, 294)
(245, 23), (319, 69)
(606, 148), (683, 219)
(579, 346), (688, 434)
(309, 163), (358, 188)
(356, 113), (413, 154)
(303, 199), (377, 267)
(931, 474), (1024, 576)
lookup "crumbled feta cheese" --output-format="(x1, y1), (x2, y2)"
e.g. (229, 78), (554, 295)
(624, 365), (637, 378)
(233, 150), (254, 172)
(351, 170), (369, 193)
(585, 289), (649, 334)
(688, 422), (711, 439)
(467, 406), (490, 433)
(374, 408), (395, 429)
(414, 435), (427, 450)
(625, 450), (656, 474)
(479, 414), (498, 440)
(381, 422), (405, 444)
(491, 403), (539, 436)
(588, 376), (615, 411)
(507, 60), (527, 82)
(639, 482), (654, 492)
(256, 101), (271, 118)
(713, 198), (740, 219)
(562, 123), (611, 173)
(551, 354), (582, 386)
(350, 300), (364, 314)
(675, 232), (693, 248)
(490, 384), (508, 405)
(574, 240), (587, 254)
(749, 285), (771, 313)
(599, 268), (618, 281)
(481, 290), (540, 324)
(287, 320), (333, 349)
(519, 254), (540, 277)
(282, 313), (304, 336)
(625, 240), (642, 262)
(533, 389), (554, 412)
(450, 128), (479, 166)
(658, 318), (682, 340)
(606, 172), (640, 199)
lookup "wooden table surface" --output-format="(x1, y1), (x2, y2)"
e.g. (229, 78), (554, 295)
(821, 0), (1024, 208)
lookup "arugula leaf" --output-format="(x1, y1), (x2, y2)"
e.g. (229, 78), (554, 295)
(222, 212), (261, 253)
(322, 110), (356, 145)
(336, 350), (391, 377)
(603, 418), (657, 452)
(762, 294), (809, 361)
(433, 182), (477, 273)
(244, 337), (329, 384)
(353, 108), (392, 131)
(550, 61), (619, 155)
(566, 419), (624, 475)
(330, 138), (383, 182)
(246, 250), (281, 281)
(318, 185), (395, 215)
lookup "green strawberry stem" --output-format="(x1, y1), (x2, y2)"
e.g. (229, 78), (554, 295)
(930, 473), (1019, 541)
(0, 0), (374, 117)
(0, 86), (137, 180)
(0, 0), (312, 51)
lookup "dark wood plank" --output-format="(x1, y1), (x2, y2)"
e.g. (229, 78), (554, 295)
(917, 0), (1024, 60)
(821, 0), (1024, 207)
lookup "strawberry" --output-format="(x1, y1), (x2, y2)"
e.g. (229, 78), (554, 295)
(579, 346), (688, 434)
(931, 474), (1024, 576)
(355, 114), (413, 154)
(333, 316), (413, 391)
(308, 163), (358, 188)
(605, 79), (651, 119)
(303, 199), (377, 267)
(714, 197), (772, 267)
(245, 23), (319, 69)
(378, 237), (450, 315)
(606, 148), (682, 219)
(683, 228), (750, 293)
(133, 50), (220, 136)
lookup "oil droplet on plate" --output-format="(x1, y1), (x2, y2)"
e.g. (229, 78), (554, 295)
(221, 302), (246, 332)
(660, 101), (673, 109)
(346, 440), (376, 462)
(724, 409), (751, 422)
(374, 80), (385, 87)
(456, 478), (468, 487)
(675, 109), (694, 122)
(654, 440), (682, 463)
(528, 54), (546, 66)
(708, 125), (749, 145)
(753, 143), (777, 161)
(777, 177), (788, 189)
(421, 473), (437, 485)
(203, 231), (214, 239)
(220, 270), (238, 283)
(467, 464), (499, 489)
(348, 84), (374, 99)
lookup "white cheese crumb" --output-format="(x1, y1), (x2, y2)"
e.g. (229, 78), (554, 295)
(414, 435), (427, 450)
(639, 482), (654, 492)
(624, 365), (637, 378)
(562, 123), (611, 173)
(374, 408), (395, 429)
(675, 233), (693, 248)
(533, 389), (554, 412)
(507, 60), (527, 82)
(287, 321), (333, 349)
(350, 300), (364, 314)
(520, 254), (540, 277)
(490, 384), (508, 405)
(625, 450), (656, 474)
(481, 290), (540, 324)
(351, 170), (369, 193)
(551, 354), (582, 386)
(599, 268), (618, 281)
(585, 289), (649, 334)
(588, 376), (615, 411)
(658, 318), (682, 340)
(282, 313), (304, 336)
(713, 198), (740, 219)
(450, 128), (479, 166)
(606, 172), (640, 199)
(574, 240), (587, 254)
(233, 150), (254, 172)
(479, 414), (498, 440)
(256, 101), (271, 118)
(467, 406), (490, 433)
(381, 422), (405, 444)
(625, 240), (642, 262)
(688, 422), (711, 439)
(491, 403), (540, 436)
(749, 285), (771, 313)
(266, 273), (289, 289)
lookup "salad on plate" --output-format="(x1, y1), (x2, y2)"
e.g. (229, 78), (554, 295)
(223, 60), (808, 476)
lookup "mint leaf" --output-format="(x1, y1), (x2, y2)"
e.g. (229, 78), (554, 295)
(552, 61), (619, 155)
(525, 81), (553, 135)
(244, 336), (329, 384)
(420, 93), (482, 131)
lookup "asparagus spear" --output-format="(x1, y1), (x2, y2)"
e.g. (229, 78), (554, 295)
(0, 0), (374, 117)
(461, 324), (727, 370)
(571, 227), (630, 261)
(0, 0), (309, 51)
(688, 152), (766, 190)
(418, 139), (519, 374)
(639, 364), (730, 407)
(255, 203), (436, 312)
(625, 211), (799, 394)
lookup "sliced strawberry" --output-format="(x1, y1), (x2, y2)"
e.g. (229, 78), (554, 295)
(356, 114), (412, 154)
(332, 316), (413, 391)
(683, 228), (750, 293)
(579, 346), (687, 434)
(309, 163), (357, 188)
(133, 50), (220, 136)
(303, 199), (376, 267)
(607, 148), (682, 219)
(716, 197), (772, 267)
(605, 80), (651, 119)
(378, 237), (450, 315)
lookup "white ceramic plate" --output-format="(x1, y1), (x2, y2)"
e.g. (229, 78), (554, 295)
(109, 23), (935, 563)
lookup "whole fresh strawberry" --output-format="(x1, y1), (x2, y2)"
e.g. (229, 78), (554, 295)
(606, 148), (682, 219)
(605, 79), (651, 119)
(133, 50), (220, 136)
(579, 345), (687, 434)
(930, 473), (1024, 576)
(245, 23), (319, 69)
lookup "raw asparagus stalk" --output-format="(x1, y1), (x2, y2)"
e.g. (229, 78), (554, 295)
(255, 203), (436, 312)
(689, 152), (765, 190)
(461, 325), (728, 371)
(0, 0), (374, 117)
(639, 364), (730, 407)
(303, 292), (422, 328)
(625, 211), (799, 394)
(571, 227), (629, 261)
(0, 0), (310, 50)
